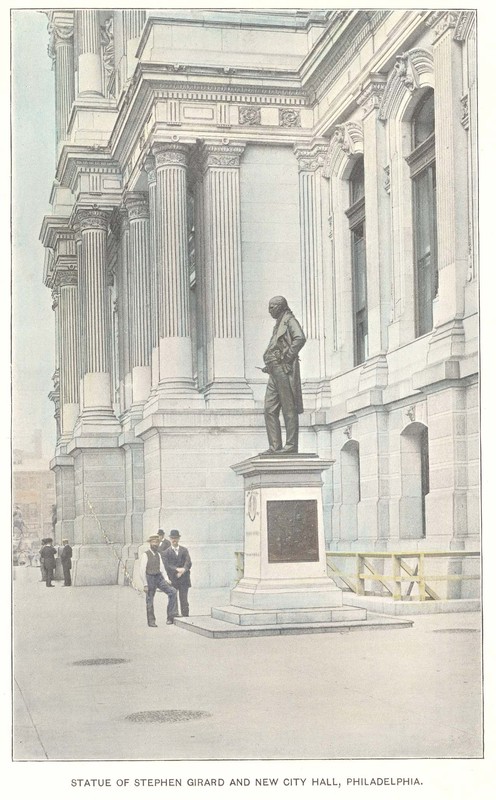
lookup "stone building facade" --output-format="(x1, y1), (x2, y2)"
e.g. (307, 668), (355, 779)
(40, 9), (478, 591)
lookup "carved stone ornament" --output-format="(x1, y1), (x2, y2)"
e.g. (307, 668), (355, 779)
(356, 75), (387, 117)
(239, 106), (261, 126)
(153, 143), (189, 168)
(200, 143), (245, 170)
(378, 48), (434, 121)
(328, 214), (334, 240)
(55, 266), (78, 288)
(125, 193), (149, 220)
(406, 405), (416, 422)
(294, 143), (328, 172)
(343, 425), (352, 439)
(461, 95), (469, 130)
(51, 288), (59, 310)
(279, 108), (301, 128)
(383, 164), (391, 194)
(47, 21), (74, 62)
(144, 155), (156, 184)
(453, 11), (476, 42)
(426, 10), (463, 41)
(77, 207), (110, 232)
(322, 122), (364, 178)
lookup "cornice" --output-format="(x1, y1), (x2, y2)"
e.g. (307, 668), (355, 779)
(378, 48), (434, 122)
(40, 215), (73, 249)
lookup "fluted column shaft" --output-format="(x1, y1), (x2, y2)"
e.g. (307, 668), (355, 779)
(125, 193), (152, 404)
(144, 156), (160, 390)
(124, 9), (146, 40)
(56, 267), (80, 436)
(295, 144), (329, 380)
(50, 19), (75, 143)
(76, 9), (103, 96)
(77, 208), (114, 414)
(199, 143), (253, 406)
(153, 143), (199, 401)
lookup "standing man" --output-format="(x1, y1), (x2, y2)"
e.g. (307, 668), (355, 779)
(157, 529), (171, 556)
(60, 539), (73, 586)
(163, 530), (192, 618)
(261, 296), (306, 454)
(39, 538), (57, 588)
(39, 538), (48, 582)
(139, 534), (178, 627)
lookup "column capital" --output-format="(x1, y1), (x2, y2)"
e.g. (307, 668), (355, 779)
(293, 140), (328, 172)
(144, 155), (157, 184)
(76, 207), (111, 232)
(124, 192), (149, 221)
(152, 142), (190, 168)
(425, 10), (473, 43)
(55, 264), (78, 288)
(48, 14), (74, 62)
(355, 73), (388, 118)
(198, 141), (246, 170)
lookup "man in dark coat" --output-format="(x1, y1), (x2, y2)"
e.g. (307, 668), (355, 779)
(157, 529), (171, 556)
(162, 530), (192, 617)
(60, 539), (73, 586)
(39, 538), (57, 587)
(39, 538), (48, 582)
(261, 296), (306, 454)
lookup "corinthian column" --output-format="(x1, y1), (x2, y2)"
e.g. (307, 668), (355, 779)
(57, 265), (80, 436)
(153, 142), (201, 404)
(76, 9), (103, 96)
(125, 192), (152, 405)
(48, 13), (75, 143)
(76, 208), (116, 421)
(199, 142), (253, 407)
(294, 142), (329, 387)
(144, 155), (160, 390)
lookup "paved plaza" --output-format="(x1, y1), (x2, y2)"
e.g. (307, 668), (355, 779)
(13, 567), (482, 762)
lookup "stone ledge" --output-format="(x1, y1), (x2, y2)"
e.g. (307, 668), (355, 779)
(174, 612), (412, 638)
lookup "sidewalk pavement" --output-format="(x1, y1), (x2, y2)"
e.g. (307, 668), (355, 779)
(13, 567), (482, 761)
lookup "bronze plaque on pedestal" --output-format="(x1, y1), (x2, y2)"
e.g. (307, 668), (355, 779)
(267, 499), (319, 563)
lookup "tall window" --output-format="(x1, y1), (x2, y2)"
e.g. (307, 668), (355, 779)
(346, 157), (368, 366)
(407, 89), (438, 337)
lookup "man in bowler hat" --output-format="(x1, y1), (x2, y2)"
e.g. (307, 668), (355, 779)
(39, 538), (57, 587)
(162, 530), (192, 617)
(139, 534), (178, 627)
(60, 539), (73, 586)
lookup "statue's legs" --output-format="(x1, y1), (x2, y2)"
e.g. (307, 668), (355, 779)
(264, 366), (298, 452)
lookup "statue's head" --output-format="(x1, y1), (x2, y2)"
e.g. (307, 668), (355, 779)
(268, 296), (288, 319)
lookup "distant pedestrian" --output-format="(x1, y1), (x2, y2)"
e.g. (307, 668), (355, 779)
(39, 538), (57, 587)
(162, 530), (192, 617)
(60, 539), (73, 586)
(139, 534), (178, 627)
(39, 538), (48, 582)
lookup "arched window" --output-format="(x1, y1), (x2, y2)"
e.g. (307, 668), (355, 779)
(346, 157), (368, 365)
(400, 422), (430, 539)
(339, 440), (361, 542)
(407, 88), (437, 337)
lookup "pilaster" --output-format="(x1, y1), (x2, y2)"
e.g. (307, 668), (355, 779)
(294, 141), (329, 401)
(427, 12), (469, 361)
(198, 142), (254, 408)
(356, 74), (390, 363)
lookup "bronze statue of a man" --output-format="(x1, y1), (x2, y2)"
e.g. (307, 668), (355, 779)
(261, 296), (306, 454)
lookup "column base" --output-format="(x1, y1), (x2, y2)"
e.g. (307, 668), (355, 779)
(230, 576), (342, 610)
(154, 379), (204, 408)
(203, 379), (255, 409)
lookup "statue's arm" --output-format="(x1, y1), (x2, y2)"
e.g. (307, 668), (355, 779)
(286, 318), (306, 361)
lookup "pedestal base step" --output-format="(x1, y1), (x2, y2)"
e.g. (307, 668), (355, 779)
(211, 604), (367, 625)
(174, 610), (413, 639)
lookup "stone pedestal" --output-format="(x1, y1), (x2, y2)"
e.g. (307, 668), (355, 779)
(227, 454), (342, 612)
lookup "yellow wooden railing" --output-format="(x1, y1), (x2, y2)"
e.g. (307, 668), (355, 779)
(234, 550), (480, 601)
(326, 550), (480, 601)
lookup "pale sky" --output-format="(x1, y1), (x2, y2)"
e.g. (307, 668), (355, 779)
(12, 10), (56, 461)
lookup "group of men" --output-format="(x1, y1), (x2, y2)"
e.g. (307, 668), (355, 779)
(39, 538), (73, 587)
(139, 529), (192, 628)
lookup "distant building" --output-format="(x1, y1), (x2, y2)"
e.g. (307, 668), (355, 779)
(40, 9), (478, 590)
(13, 460), (56, 548)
